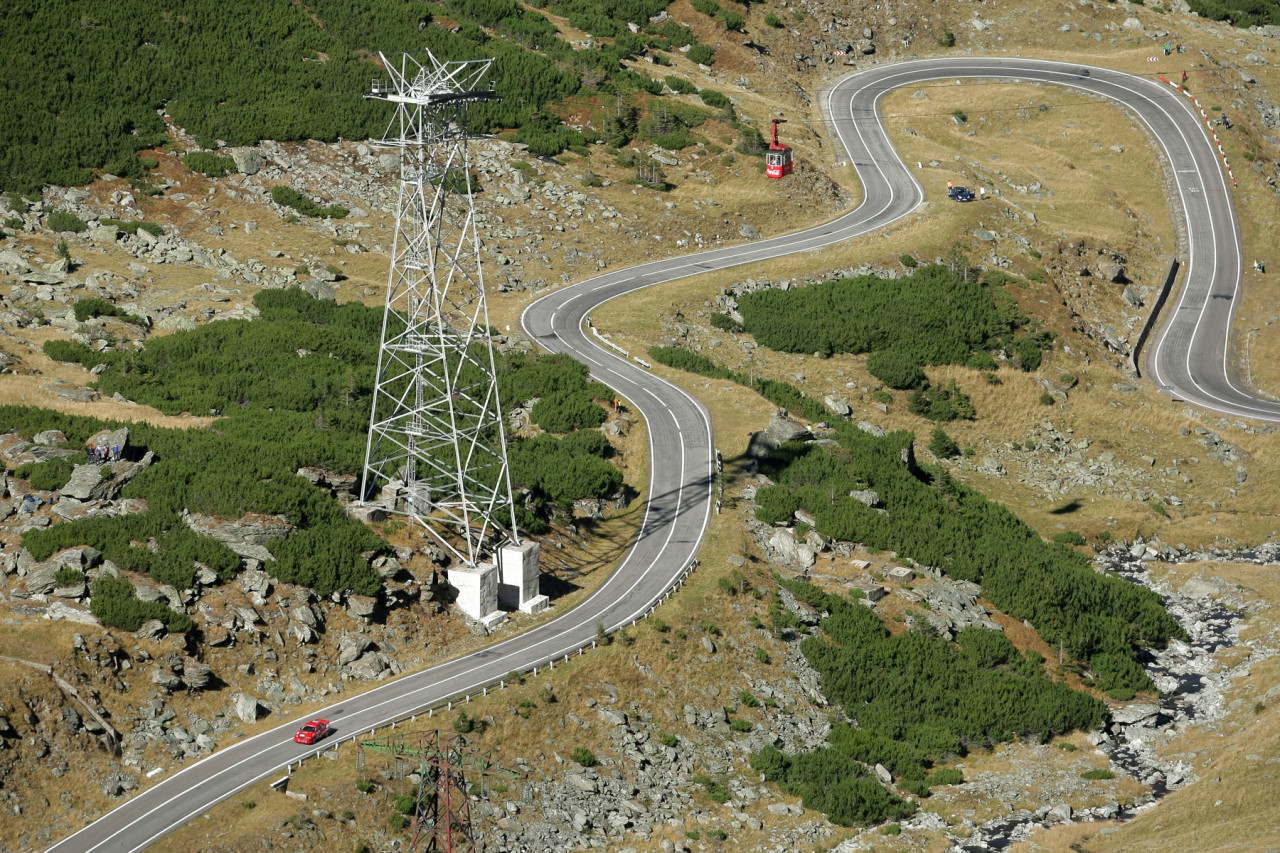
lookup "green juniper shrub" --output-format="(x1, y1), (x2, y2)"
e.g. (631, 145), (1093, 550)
(183, 151), (237, 177)
(908, 381), (975, 421)
(48, 210), (87, 233)
(928, 426), (959, 458)
(687, 44), (715, 65)
(867, 350), (926, 390)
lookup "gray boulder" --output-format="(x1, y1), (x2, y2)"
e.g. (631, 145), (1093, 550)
(823, 395), (852, 417)
(347, 654), (388, 680)
(300, 279), (337, 301)
(183, 511), (292, 562)
(182, 659), (214, 691)
(338, 632), (374, 667)
(230, 148), (266, 175)
(152, 668), (183, 693)
(22, 565), (59, 595)
(133, 619), (166, 640)
(32, 430), (68, 447)
(1112, 703), (1161, 726)
(0, 249), (32, 274)
(766, 414), (810, 446)
(346, 594), (378, 621)
(59, 464), (114, 502)
(230, 693), (261, 723)
(848, 489), (880, 508)
(767, 528), (816, 569)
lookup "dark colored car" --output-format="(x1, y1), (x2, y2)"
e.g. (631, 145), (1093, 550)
(294, 719), (331, 745)
(948, 186), (975, 202)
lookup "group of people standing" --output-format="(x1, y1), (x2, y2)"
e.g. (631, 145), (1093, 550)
(88, 443), (121, 463)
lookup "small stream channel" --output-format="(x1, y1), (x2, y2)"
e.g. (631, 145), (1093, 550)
(950, 541), (1277, 851)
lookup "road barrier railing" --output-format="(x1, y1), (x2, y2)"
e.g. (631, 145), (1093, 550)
(279, 555), (703, 775)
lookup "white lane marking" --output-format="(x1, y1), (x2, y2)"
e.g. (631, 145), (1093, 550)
(57, 56), (1274, 853)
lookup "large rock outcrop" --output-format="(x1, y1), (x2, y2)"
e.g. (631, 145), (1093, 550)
(182, 511), (293, 562)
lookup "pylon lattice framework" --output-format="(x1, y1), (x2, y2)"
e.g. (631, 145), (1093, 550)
(356, 730), (522, 853)
(361, 51), (518, 567)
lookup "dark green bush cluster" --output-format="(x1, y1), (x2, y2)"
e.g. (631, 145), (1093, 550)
(183, 151), (238, 178)
(271, 185), (348, 219)
(25, 506), (243, 590)
(927, 426), (958, 458)
(43, 340), (119, 371)
(646, 351), (1180, 692)
(665, 76), (698, 95)
(927, 768), (964, 786)
(530, 392), (607, 432)
(750, 423), (1180, 692)
(736, 264), (1042, 371)
(1187, 0), (1280, 27)
(13, 455), (80, 491)
(866, 350), (925, 390)
(10, 288), (623, 597)
(54, 567), (85, 586)
(73, 298), (145, 326)
(570, 746), (596, 767)
(47, 210), (87, 233)
(0, 0), (740, 188)
(750, 745), (917, 825)
(698, 89), (732, 110)
(499, 351), (612, 434)
(510, 431), (621, 507)
(709, 312), (744, 333)
(751, 582), (1107, 824)
(907, 380), (975, 422)
(100, 218), (164, 238)
(687, 44), (715, 65)
(90, 575), (192, 633)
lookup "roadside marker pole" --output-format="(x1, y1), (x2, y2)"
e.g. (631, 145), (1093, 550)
(1159, 75), (1236, 186)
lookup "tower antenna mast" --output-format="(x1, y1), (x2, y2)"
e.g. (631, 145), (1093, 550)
(360, 51), (517, 568)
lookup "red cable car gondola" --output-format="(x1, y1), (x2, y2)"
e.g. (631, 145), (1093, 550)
(765, 118), (793, 179)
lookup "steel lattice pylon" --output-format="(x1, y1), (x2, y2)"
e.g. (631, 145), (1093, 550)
(361, 50), (518, 567)
(357, 730), (521, 853)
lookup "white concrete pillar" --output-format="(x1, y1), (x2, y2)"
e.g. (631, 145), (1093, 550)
(448, 561), (505, 628)
(498, 540), (548, 613)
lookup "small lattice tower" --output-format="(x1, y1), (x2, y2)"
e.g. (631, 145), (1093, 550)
(361, 51), (518, 567)
(357, 730), (521, 853)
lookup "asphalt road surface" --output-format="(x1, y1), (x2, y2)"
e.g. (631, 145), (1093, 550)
(47, 56), (1272, 853)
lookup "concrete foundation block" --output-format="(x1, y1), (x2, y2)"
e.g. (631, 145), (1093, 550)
(498, 540), (541, 610)
(519, 594), (550, 615)
(448, 561), (499, 621)
(477, 611), (508, 630)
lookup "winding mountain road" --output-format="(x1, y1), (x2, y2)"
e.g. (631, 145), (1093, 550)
(47, 56), (1270, 853)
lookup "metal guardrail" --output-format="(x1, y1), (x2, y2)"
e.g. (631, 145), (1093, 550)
(277, 556), (702, 775)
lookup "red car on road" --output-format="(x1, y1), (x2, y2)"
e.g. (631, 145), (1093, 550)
(294, 719), (331, 745)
